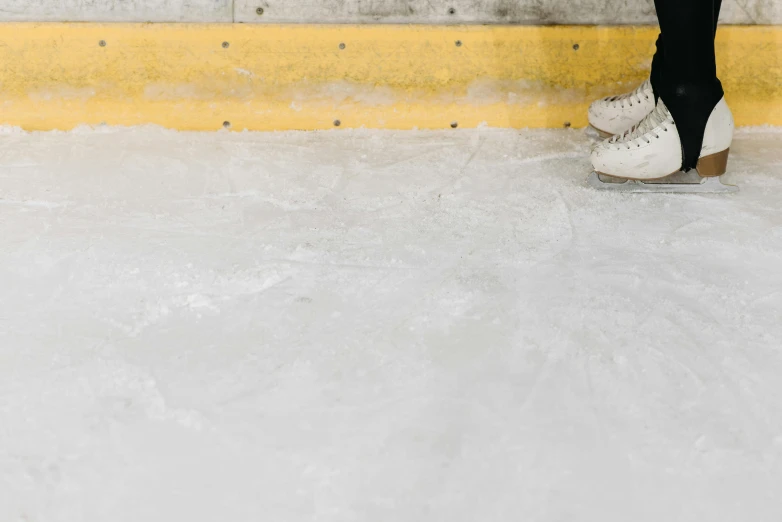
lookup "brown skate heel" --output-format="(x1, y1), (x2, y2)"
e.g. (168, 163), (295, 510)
(696, 148), (730, 177)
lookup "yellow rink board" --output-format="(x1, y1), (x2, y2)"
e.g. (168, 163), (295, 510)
(0, 23), (780, 131)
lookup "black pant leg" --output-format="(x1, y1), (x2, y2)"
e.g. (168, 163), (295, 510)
(652, 0), (725, 169)
(649, 0), (723, 103)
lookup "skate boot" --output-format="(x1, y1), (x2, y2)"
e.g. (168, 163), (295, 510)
(587, 96), (737, 193)
(588, 79), (656, 138)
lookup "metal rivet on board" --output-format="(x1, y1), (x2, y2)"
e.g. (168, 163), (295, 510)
(455, 40), (462, 47)
(451, 122), (458, 128)
(334, 120), (341, 127)
(448, 7), (456, 14)
(223, 121), (231, 129)
(99, 40), (107, 47)
(573, 43), (580, 51)
(222, 42), (230, 49)
(339, 43), (346, 50)
(256, 7), (264, 15)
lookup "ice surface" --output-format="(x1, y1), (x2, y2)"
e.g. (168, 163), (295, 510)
(1, 125), (782, 521)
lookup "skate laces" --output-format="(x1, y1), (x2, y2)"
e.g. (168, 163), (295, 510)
(609, 100), (672, 147)
(604, 79), (652, 108)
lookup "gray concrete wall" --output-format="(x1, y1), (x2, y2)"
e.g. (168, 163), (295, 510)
(0, 0), (780, 24)
(237, 0), (782, 25)
(0, 0), (233, 22)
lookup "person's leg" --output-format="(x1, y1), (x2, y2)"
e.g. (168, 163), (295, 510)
(652, 0), (724, 169)
(650, 0), (723, 104)
(587, 0), (724, 142)
(650, 34), (665, 102)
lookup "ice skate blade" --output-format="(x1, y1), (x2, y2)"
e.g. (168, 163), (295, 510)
(587, 171), (738, 194)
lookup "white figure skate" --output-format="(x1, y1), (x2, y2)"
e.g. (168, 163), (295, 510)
(588, 97), (737, 193)
(588, 79), (656, 138)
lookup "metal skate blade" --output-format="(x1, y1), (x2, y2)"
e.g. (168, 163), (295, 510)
(587, 171), (739, 194)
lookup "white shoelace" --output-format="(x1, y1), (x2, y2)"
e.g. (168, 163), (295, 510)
(609, 100), (672, 148)
(604, 79), (652, 108)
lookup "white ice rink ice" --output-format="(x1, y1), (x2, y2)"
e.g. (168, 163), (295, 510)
(2, 125), (782, 521)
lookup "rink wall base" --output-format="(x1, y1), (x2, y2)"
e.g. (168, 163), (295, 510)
(1, 23), (780, 131)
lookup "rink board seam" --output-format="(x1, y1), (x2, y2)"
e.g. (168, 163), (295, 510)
(0, 23), (780, 131)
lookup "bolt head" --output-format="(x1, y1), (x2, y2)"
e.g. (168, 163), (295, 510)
(256, 7), (264, 15)
(99, 40), (107, 47)
(222, 42), (230, 49)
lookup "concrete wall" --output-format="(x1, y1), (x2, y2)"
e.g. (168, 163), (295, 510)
(0, 0), (232, 22)
(238, 0), (782, 24)
(0, 0), (780, 24)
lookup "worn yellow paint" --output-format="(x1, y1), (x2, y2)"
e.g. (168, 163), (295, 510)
(0, 23), (780, 130)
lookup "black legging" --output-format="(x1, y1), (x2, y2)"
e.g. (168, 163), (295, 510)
(649, 0), (725, 170)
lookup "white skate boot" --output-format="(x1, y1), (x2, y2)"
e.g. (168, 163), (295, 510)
(587, 96), (737, 193)
(588, 79), (656, 138)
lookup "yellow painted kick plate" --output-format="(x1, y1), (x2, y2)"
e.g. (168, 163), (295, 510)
(0, 23), (780, 131)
